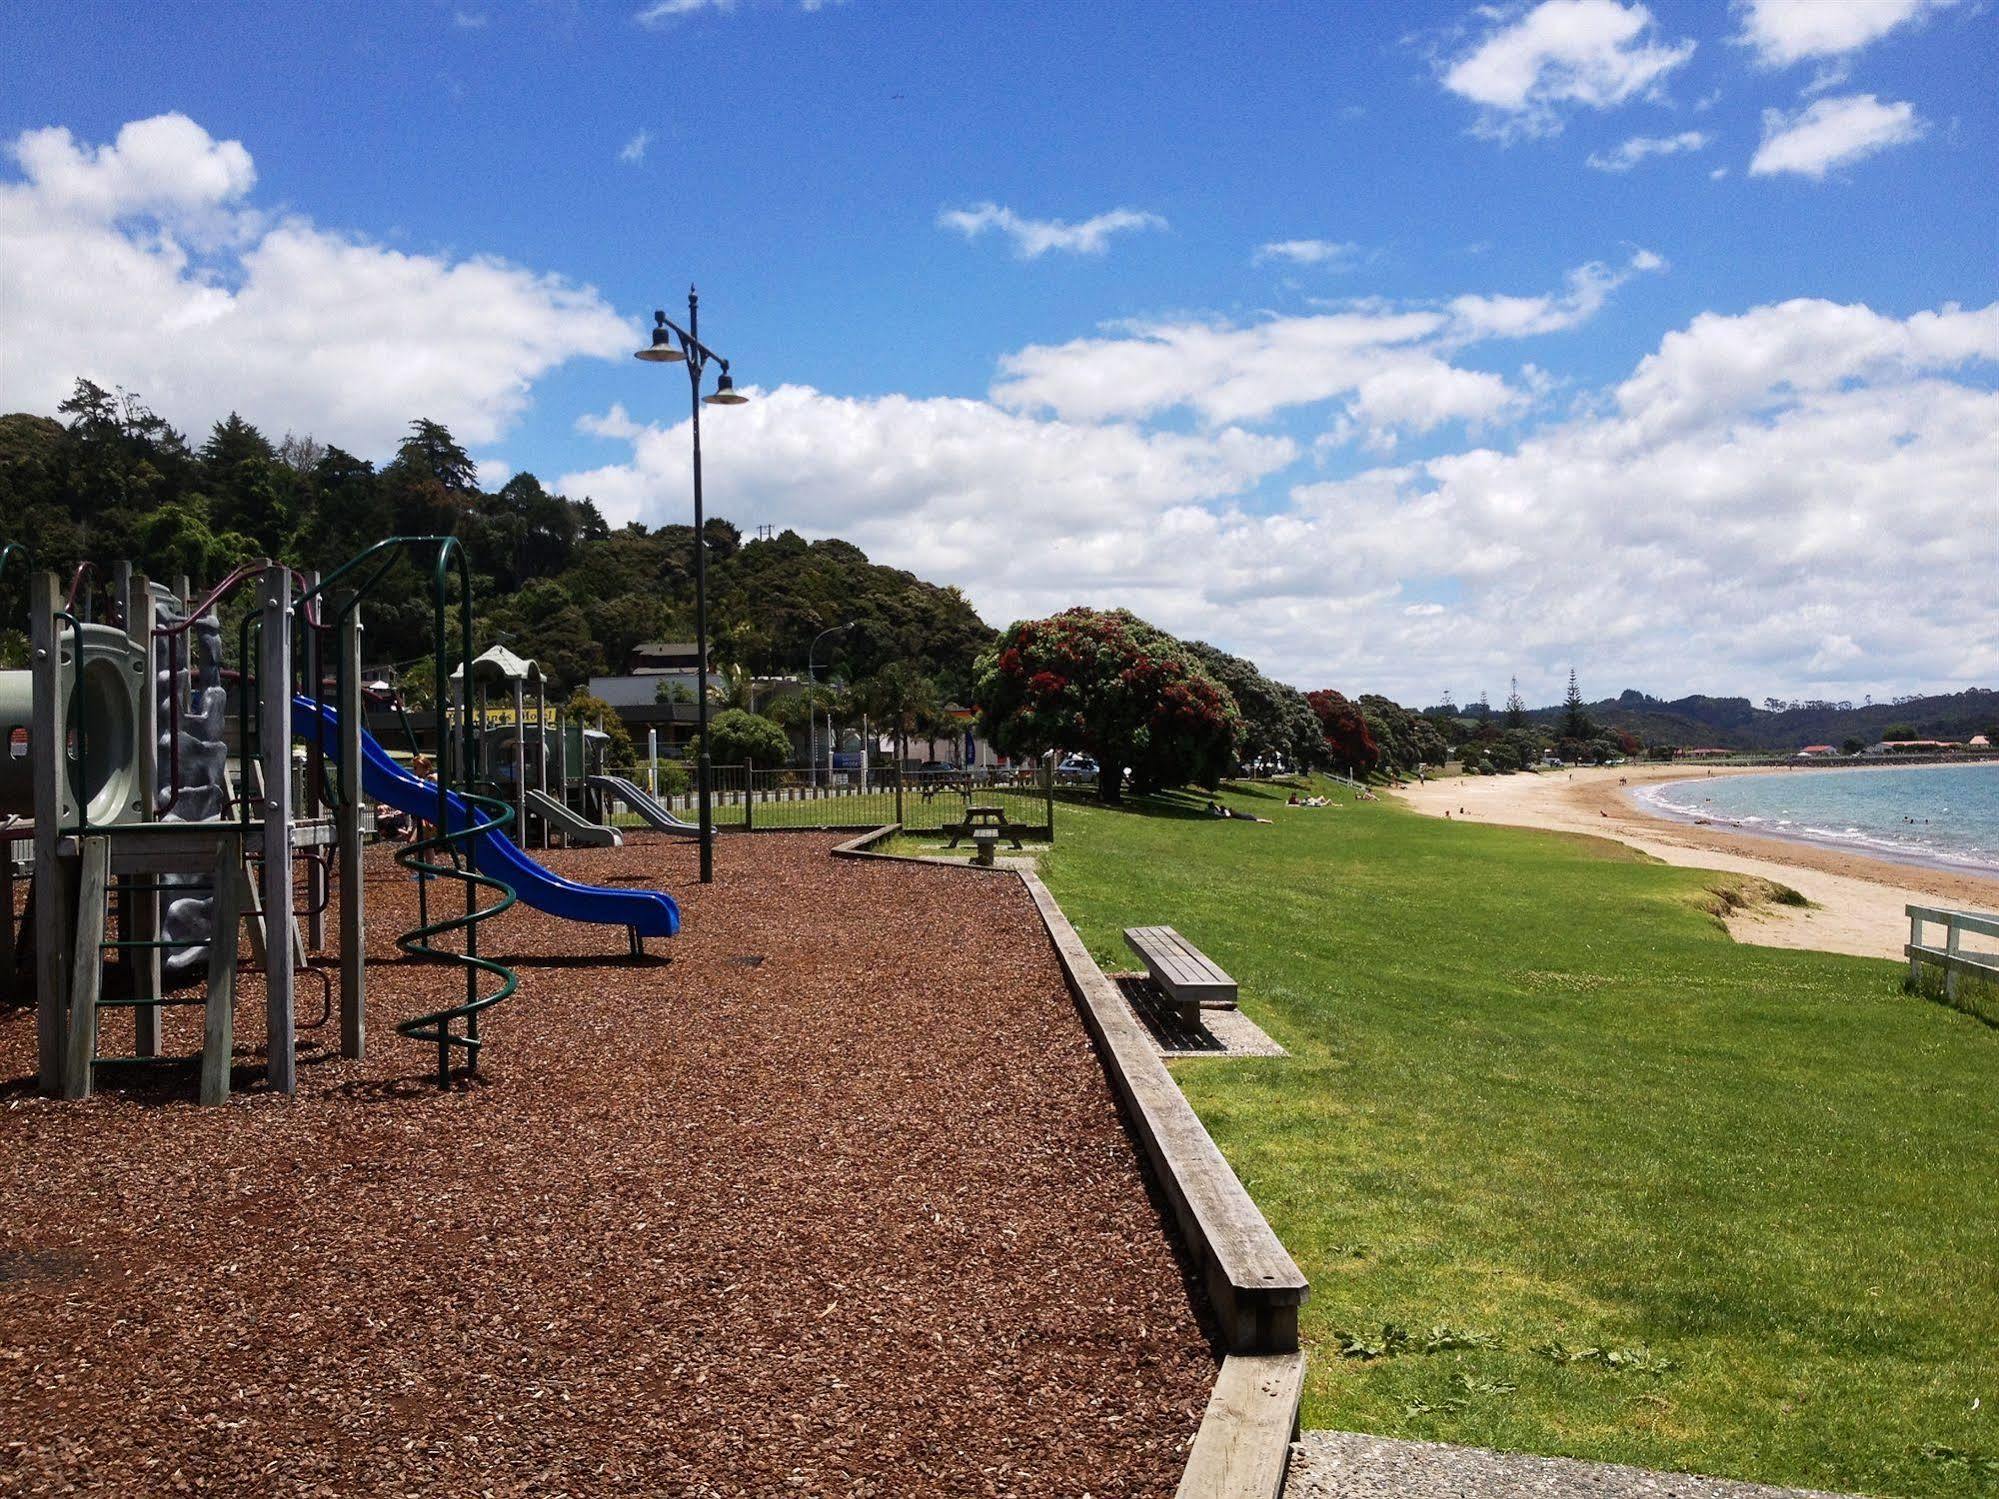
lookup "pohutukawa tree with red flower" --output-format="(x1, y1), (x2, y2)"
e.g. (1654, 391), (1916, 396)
(973, 607), (1241, 803)
(1306, 688), (1379, 776)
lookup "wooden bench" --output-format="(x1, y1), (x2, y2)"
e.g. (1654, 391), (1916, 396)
(970, 827), (1001, 866)
(1125, 925), (1237, 1028)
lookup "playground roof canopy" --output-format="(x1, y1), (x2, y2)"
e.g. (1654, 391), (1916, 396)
(451, 644), (543, 688)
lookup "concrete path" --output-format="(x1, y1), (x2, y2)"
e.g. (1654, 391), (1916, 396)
(1288, 1432), (1858, 1498)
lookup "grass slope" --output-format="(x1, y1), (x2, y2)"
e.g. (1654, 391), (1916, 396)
(1037, 781), (1998, 1497)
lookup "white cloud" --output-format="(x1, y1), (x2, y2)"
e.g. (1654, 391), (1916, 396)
(636, 0), (737, 21)
(559, 299), (1999, 701)
(619, 129), (651, 164)
(1440, 0), (1696, 139)
(0, 113), (633, 455)
(1750, 93), (1924, 178)
(1734, 0), (1964, 67)
(990, 250), (1662, 436)
(636, 0), (838, 17)
(452, 10), (489, 27)
(560, 386), (1301, 621)
(937, 202), (1167, 259)
(1255, 239), (1362, 268)
(1586, 129), (1710, 170)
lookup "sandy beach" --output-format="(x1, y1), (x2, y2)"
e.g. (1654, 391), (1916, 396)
(1395, 763), (1999, 961)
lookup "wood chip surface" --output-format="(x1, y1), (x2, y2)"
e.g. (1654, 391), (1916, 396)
(1, 833), (1214, 1495)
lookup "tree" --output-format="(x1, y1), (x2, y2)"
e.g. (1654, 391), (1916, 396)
(973, 608), (1238, 803)
(697, 708), (792, 767)
(1307, 690), (1379, 776)
(1562, 668), (1593, 741)
(858, 661), (945, 769)
(1184, 639), (1320, 772)
(1841, 737), (1865, 756)
(565, 687), (636, 766)
(1505, 676), (1527, 730)
(1882, 724), (1918, 742)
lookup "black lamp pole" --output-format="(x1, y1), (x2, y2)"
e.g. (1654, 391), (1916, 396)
(636, 285), (748, 885)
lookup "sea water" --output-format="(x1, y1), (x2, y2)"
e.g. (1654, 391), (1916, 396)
(1634, 763), (1999, 875)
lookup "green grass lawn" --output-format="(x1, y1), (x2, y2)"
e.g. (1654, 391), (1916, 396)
(1036, 780), (1998, 1497)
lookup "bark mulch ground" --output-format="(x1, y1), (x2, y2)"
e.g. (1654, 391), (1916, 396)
(0, 832), (1215, 1496)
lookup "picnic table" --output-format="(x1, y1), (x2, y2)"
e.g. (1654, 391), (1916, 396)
(944, 804), (1025, 849)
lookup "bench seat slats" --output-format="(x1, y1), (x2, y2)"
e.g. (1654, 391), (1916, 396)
(1126, 926), (1238, 1020)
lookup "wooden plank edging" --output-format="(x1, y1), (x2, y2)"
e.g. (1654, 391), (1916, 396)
(828, 826), (1309, 1493)
(1017, 871), (1308, 1354)
(1176, 1353), (1306, 1499)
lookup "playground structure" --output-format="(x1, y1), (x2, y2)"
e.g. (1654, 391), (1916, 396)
(0, 538), (680, 1101)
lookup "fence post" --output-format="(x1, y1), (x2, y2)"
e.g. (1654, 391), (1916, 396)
(894, 764), (904, 826)
(744, 760), (754, 832)
(1044, 758), (1056, 843)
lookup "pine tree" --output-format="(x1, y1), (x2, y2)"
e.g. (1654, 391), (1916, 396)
(1562, 668), (1589, 740)
(1505, 675), (1527, 729)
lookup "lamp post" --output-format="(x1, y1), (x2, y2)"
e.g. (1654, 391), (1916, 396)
(636, 286), (749, 884)
(806, 621), (852, 789)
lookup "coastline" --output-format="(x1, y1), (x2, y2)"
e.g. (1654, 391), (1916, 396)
(1394, 764), (1999, 962)
(1630, 762), (1999, 880)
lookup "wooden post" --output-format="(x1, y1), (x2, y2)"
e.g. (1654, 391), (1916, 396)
(63, 837), (109, 1099)
(1945, 917), (1962, 1003)
(31, 571), (70, 1094)
(338, 607), (365, 1058)
(125, 569), (164, 1056)
(1908, 910), (1924, 988)
(259, 566), (296, 1094)
(201, 832), (243, 1106)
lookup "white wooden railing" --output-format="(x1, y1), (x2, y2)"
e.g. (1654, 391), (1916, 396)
(1905, 904), (1999, 1004)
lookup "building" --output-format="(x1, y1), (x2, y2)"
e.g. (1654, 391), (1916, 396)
(1795, 744), (1838, 758)
(625, 641), (704, 675)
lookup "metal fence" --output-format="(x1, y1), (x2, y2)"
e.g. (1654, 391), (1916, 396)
(623, 765), (1055, 838)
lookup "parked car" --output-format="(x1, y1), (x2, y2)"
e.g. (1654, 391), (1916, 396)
(1056, 754), (1099, 780)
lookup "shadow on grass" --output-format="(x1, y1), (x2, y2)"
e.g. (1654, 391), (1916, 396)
(1910, 973), (1999, 1030)
(1053, 786), (1221, 821)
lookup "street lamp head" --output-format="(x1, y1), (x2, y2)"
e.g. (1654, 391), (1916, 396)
(703, 371), (749, 405)
(635, 310), (686, 363)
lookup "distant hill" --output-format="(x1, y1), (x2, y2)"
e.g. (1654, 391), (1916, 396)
(1529, 688), (1999, 751)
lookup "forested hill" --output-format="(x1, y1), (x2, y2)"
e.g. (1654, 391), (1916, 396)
(1523, 688), (1999, 750)
(0, 384), (993, 696)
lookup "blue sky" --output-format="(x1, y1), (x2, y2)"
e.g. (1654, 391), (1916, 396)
(3, 0), (1995, 704)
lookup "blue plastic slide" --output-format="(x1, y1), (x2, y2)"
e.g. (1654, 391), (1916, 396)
(293, 697), (680, 939)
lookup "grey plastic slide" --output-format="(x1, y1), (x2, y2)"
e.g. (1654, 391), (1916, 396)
(588, 773), (703, 836)
(526, 788), (621, 847)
